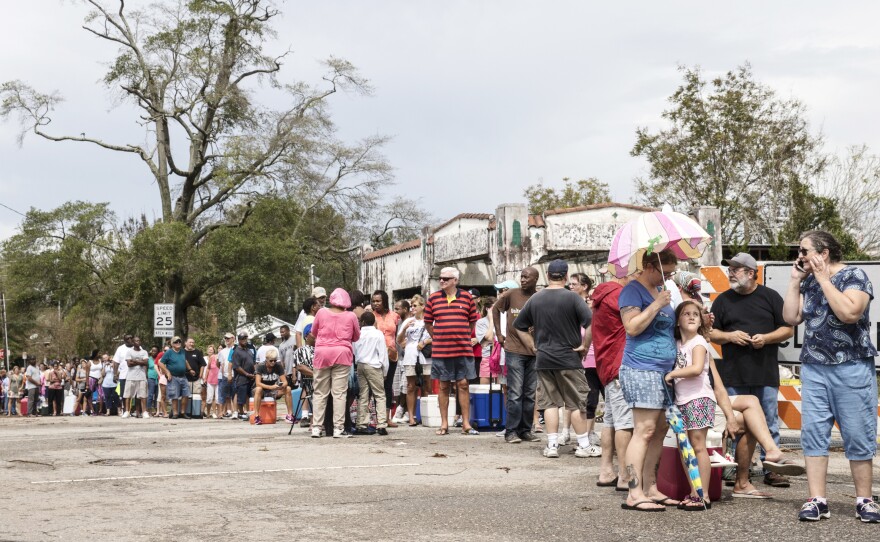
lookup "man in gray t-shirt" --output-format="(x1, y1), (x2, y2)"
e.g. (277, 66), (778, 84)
(514, 259), (593, 459)
(24, 359), (42, 416)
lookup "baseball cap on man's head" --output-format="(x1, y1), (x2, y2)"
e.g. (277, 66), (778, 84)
(547, 259), (569, 278)
(312, 286), (327, 298)
(493, 280), (518, 290)
(237, 332), (248, 339)
(171, 336), (182, 344)
(723, 252), (758, 271)
(223, 332), (234, 339)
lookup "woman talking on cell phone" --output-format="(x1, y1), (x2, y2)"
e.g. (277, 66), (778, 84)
(782, 230), (880, 523)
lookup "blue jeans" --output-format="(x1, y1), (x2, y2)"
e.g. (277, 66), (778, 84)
(726, 385), (779, 467)
(103, 386), (119, 413)
(505, 352), (536, 436)
(147, 378), (158, 410)
(800, 359), (878, 461)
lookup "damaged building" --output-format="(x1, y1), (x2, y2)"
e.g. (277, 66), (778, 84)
(359, 202), (719, 300)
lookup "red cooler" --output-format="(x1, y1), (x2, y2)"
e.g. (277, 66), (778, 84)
(656, 433), (722, 502)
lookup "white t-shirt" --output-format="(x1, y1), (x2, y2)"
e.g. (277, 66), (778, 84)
(113, 343), (130, 379)
(255, 345), (278, 363)
(218, 347), (233, 380)
(399, 317), (428, 366)
(125, 348), (149, 381)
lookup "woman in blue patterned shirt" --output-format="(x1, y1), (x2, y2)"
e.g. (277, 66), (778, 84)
(783, 230), (880, 523)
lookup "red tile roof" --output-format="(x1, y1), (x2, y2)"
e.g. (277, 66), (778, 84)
(542, 202), (656, 216)
(362, 238), (421, 261)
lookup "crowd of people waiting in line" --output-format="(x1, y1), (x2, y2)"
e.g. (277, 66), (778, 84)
(1, 229), (877, 523)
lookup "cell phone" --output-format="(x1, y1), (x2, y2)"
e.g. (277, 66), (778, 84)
(795, 260), (806, 273)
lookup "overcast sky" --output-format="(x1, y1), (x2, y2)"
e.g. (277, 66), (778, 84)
(2, 0), (880, 242)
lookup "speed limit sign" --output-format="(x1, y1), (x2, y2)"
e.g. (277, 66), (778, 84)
(154, 303), (175, 337)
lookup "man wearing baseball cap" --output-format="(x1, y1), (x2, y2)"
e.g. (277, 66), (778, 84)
(710, 252), (794, 489)
(514, 259), (593, 458)
(295, 288), (327, 347)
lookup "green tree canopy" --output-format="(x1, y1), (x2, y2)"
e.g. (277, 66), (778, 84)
(523, 177), (611, 215)
(632, 63), (826, 247)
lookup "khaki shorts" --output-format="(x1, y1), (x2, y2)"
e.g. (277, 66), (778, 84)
(403, 364), (431, 378)
(123, 380), (147, 399)
(537, 369), (589, 411)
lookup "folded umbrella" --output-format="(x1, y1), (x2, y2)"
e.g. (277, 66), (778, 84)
(664, 385), (706, 507)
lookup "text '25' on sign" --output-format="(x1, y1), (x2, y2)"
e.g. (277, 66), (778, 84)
(154, 304), (175, 329)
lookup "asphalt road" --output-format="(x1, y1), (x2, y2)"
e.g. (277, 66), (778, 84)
(0, 415), (876, 541)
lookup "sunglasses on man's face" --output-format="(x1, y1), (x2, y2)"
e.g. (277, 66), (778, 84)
(439, 276), (455, 282)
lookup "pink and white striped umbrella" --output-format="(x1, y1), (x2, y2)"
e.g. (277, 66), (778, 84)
(607, 211), (712, 278)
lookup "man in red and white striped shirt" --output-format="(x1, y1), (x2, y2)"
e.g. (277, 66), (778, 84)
(424, 267), (479, 435)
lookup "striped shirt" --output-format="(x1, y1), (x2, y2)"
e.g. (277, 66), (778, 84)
(424, 288), (478, 358)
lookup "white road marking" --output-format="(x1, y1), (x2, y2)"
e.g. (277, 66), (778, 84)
(31, 462), (421, 485)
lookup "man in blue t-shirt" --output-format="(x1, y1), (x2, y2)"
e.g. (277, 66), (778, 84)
(159, 336), (190, 419)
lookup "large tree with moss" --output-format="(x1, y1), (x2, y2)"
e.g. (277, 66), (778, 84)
(1, 0), (427, 340)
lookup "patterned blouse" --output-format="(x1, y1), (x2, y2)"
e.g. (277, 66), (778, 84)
(800, 265), (878, 365)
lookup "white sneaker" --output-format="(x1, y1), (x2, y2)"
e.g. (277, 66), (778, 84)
(333, 428), (352, 438)
(142, 412), (150, 420)
(709, 451), (737, 467)
(311, 426), (324, 438)
(575, 444), (602, 458)
(495, 430), (506, 437)
(121, 411), (130, 419)
(558, 431), (570, 446)
(543, 445), (560, 458)
(211, 414), (218, 419)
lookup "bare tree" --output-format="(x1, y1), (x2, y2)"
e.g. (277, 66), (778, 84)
(813, 145), (880, 256)
(1, 0), (397, 333)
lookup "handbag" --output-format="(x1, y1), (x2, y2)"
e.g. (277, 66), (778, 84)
(418, 327), (432, 359)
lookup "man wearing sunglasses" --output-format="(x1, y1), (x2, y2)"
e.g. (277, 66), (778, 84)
(709, 252), (794, 489)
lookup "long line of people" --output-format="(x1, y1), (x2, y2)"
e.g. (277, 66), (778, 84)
(1, 229), (876, 524)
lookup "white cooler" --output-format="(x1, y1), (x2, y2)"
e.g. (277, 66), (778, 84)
(419, 395), (456, 427)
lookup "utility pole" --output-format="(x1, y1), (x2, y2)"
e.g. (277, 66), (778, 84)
(1, 292), (9, 371)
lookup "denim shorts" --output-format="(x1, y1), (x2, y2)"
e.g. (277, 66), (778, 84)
(166, 376), (191, 400)
(619, 365), (672, 410)
(430, 356), (476, 382)
(235, 381), (253, 406)
(800, 359), (878, 461)
(603, 379), (634, 430)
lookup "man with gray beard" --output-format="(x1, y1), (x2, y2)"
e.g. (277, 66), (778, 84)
(709, 252), (794, 488)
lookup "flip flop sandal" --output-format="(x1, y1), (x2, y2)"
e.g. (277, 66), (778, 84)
(435, 427), (448, 436)
(732, 489), (773, 499)
(621, 500), (665, 512)
(763, 460), (806, 476)
(462, 428), (479, 435)
(652, 497), (680, 507)
(596, 476), (619, 487)
(677, 496), (709, 511)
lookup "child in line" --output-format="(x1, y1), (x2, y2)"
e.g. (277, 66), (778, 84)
(665, 299), (714, 511)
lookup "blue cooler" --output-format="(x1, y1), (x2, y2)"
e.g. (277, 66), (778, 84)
(291, 387), (302, 418)
(469, 384), (505, 429)
(414, 396), (421, 423)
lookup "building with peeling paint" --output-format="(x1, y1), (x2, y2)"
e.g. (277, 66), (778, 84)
(359, 202), (720, 301)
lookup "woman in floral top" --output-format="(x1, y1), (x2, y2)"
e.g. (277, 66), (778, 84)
(783, 229), (880, 523)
